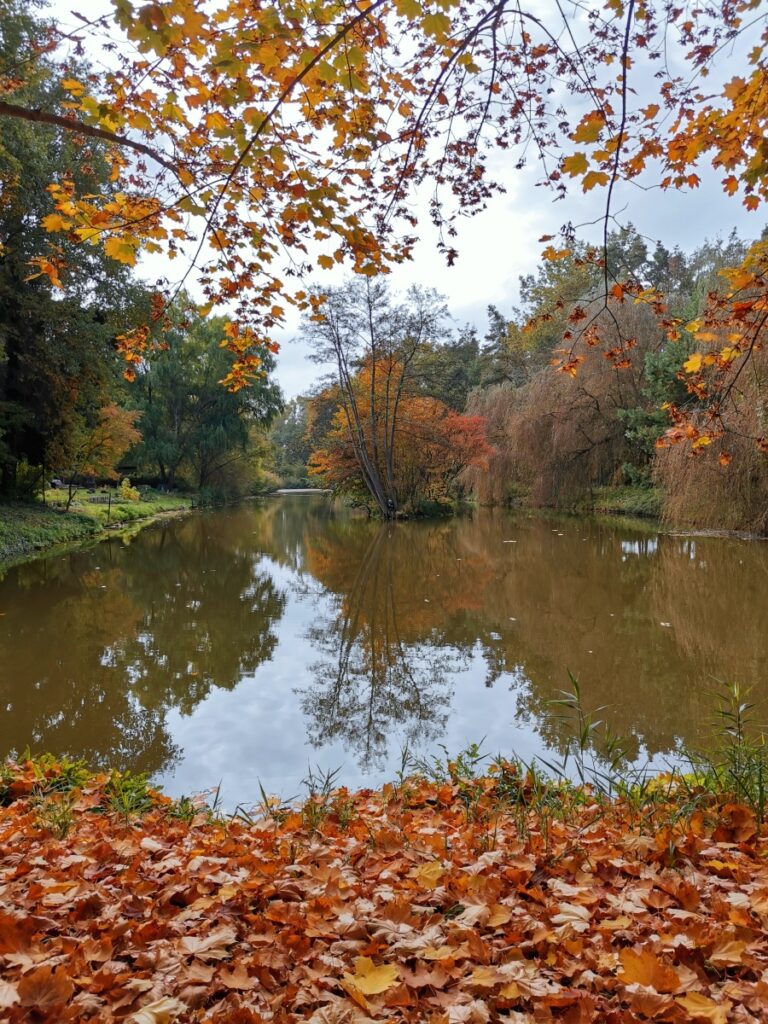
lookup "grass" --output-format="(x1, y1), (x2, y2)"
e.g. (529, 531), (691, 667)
(575, 484), (663, 518)
(0, 488), (191, 563)
(4, 681), (767, 842)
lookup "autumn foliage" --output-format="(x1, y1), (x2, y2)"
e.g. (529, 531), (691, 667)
(1, 757), (767, 1022)
(309, 363), (492, 509)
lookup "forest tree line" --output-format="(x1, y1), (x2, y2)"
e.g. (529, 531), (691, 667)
(0, 5), (282, 505)
(271, 226), (768, 532)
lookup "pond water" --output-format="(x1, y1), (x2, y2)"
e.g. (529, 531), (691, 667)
(1, 495), (766, 806)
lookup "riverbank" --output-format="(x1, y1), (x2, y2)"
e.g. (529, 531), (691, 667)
(0, 490), (192, 564)
(0, 754), (766, 1022)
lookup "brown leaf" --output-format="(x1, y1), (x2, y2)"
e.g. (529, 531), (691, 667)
(17, 965), (74, 1009)
(219, 964), (256, 990)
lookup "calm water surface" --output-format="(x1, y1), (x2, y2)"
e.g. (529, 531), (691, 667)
(1, 496), (766, 804)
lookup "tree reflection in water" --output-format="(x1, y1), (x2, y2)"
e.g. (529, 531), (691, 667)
(2, 498), (768, 798)
(299, 524), (459, 770)
(0, 514), (286, 775)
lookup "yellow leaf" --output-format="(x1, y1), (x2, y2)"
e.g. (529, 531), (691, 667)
(470, 966), (503, 987)
(542, 246), (572, 262)
(499, 982), (520, 999)
(318, 254), (334, 269)
(583, 170), (610, 191)
(414, 861), (444, 888)
(675, 992), (731, 1024)
(487, 905), (512, 927)
(41, 213), (71, 232)
(104, 236), (139, 266)
(562, 152), (588, 177)
(719, 345), (740, 362)
(395, 0), (422, 15)
(641, 103), (660, 119)
(342, 957), (399, 995)
(572, 113), (604, 143)
(61, 77), (86, 97)
(709, 939), (746, 966)
(422, 12), (451, 39)
(723, 77), (746, 101)
(128, 111), (153, 131)
(419, 945), (456, 960)
(683, 352), (703, 373)
(618, 948), (683, 992)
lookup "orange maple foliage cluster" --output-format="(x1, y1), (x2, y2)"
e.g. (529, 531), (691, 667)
(1, 759), (767, 1022)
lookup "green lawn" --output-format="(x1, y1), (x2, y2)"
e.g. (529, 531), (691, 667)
(0, 489), (191, 562)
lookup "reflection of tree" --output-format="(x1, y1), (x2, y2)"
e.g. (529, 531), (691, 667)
(296, 505), (768, 767)
(0, 514), (286, 774)
(299, 525), (458, 770)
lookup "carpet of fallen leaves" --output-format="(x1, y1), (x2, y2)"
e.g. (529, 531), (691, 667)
(1, 760), (768, 1024)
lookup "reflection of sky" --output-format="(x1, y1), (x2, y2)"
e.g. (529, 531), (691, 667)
(154, 557), (542, 808)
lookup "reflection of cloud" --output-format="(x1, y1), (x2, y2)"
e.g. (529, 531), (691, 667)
(0, 511), (287, 776)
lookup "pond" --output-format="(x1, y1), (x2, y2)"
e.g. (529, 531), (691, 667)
(1, 495), (766, 806)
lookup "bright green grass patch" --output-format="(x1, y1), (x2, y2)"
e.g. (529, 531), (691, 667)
(0, 490), (191, 562)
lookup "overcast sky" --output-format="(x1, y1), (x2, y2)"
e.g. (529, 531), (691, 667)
(45, 0), (762, 399)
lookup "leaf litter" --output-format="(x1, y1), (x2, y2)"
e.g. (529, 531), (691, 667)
(0, 758), (767, 1022)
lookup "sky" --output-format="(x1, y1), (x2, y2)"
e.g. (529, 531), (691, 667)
(44, 0), (763, 399)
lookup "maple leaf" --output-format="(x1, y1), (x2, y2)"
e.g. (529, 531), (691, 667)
(675, 992), (732, 1023)
(104, 236), (140, 266)
(683, 352), (703, 373)
(17, 966), (74, 1010)
(618, 949), (683, 993)
(129, 996), (187, 1023)
(414, 860), (444, 888)
(551, 902), (591, 932)
(41, 212), (71, 232)
(343, 957), (400, 995)
(562, 152), (588, 176)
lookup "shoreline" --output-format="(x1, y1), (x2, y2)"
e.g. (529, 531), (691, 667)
(0, 496), (195, 572)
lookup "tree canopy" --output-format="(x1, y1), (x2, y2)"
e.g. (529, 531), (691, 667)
(1, 0), (767, 453)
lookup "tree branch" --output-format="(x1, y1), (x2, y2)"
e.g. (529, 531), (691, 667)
(0, 99), (178, 174)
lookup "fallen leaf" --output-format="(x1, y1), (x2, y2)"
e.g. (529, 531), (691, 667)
(618, 949), (683, 993)
(675, 992), (732, 1023)
(414, 861), (444, 888)
(129, 996), (187, 1023)
(343, 957), (400, 995)
(17, 966), (74, 1009)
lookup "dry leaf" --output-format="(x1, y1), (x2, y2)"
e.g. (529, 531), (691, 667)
(343, 957), (400, 995)
(676, 992), (732, 1023)
(129, 996), (187, 1024)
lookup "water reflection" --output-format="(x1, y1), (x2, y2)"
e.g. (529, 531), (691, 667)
(0, 515), (286, 775)
(0, 497), (766, 800)
(299, 524), (456, 769)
